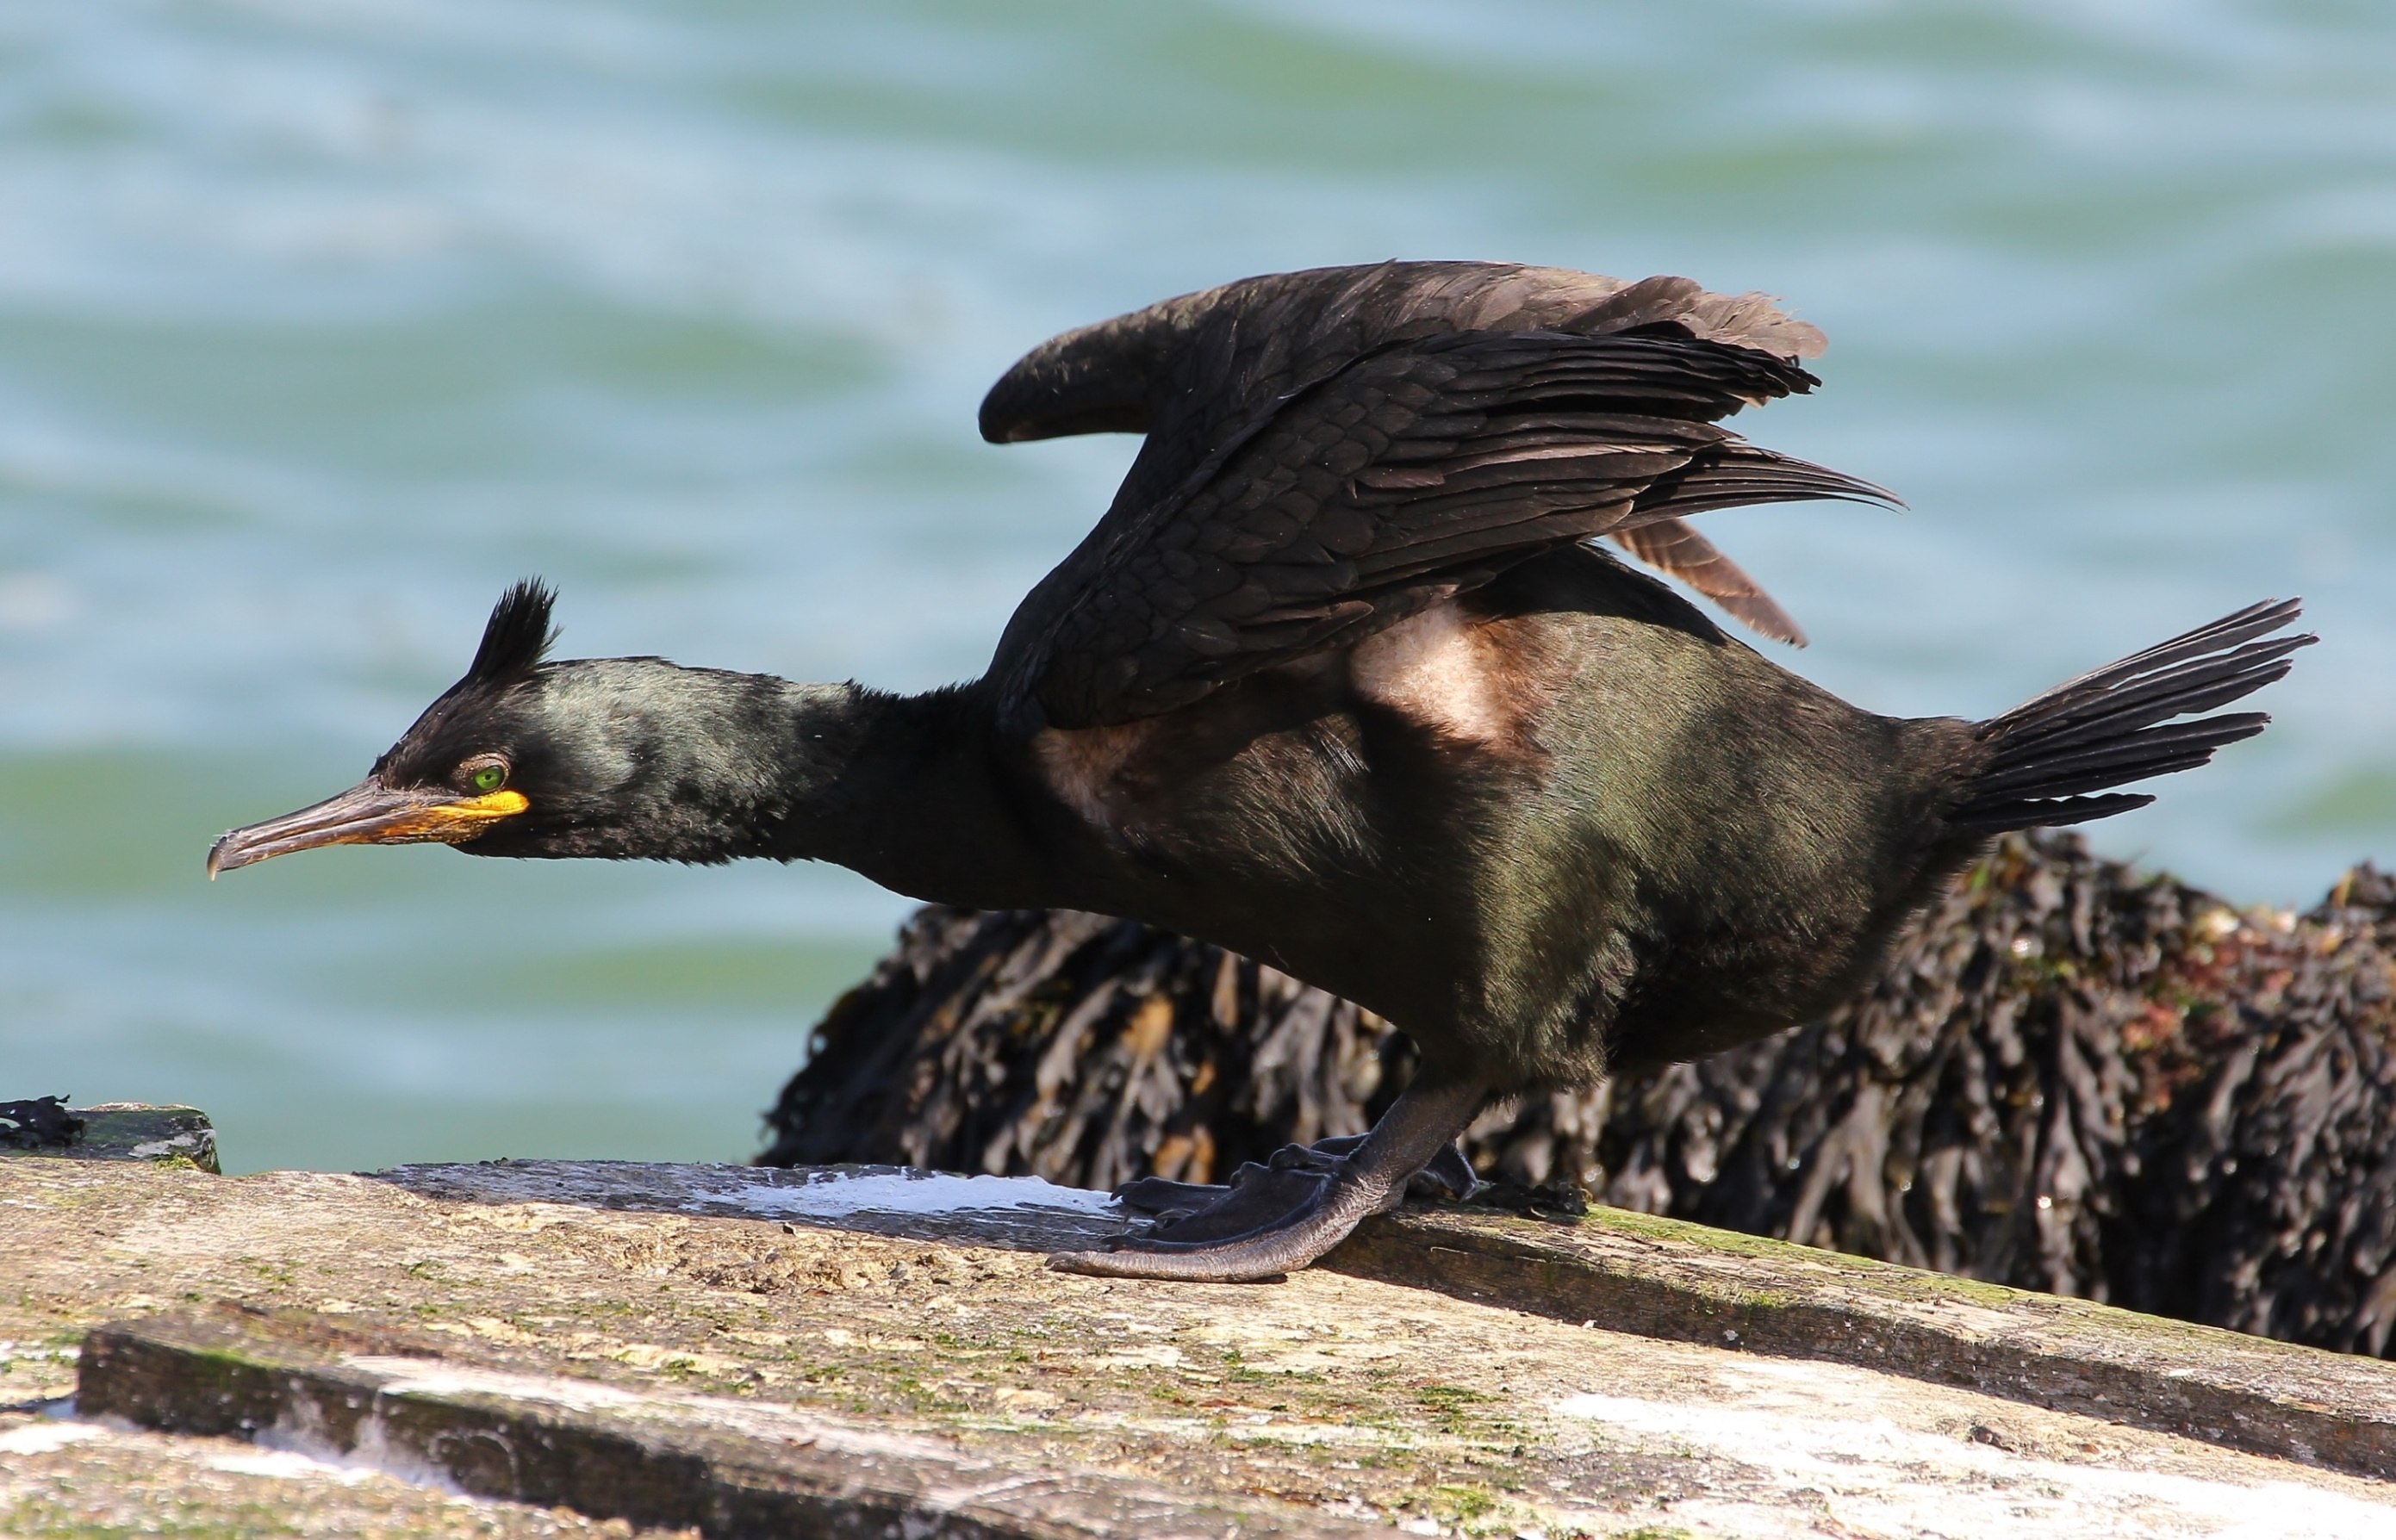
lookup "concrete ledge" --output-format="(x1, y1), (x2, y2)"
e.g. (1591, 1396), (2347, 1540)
(80, 1306), (1354, 1540)
(377, 1158), (2396, 1482)
(15, 1154), (2396, 1537)
(1329, 1205), (2396, 1481)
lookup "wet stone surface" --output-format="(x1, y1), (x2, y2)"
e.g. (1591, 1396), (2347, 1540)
(5, 1154), (2396, 1537)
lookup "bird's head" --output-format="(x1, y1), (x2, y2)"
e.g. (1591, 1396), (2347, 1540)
(208, 581), (806, 877)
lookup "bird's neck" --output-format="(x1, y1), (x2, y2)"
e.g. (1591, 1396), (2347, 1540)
(506, 661), (1061, 906)
(712, 677), (1055, 908)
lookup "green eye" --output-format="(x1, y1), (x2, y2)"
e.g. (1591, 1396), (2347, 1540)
(468, 763), (507, 795)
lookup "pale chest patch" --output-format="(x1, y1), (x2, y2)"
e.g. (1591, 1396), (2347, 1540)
(1347, 602), (1519, 746)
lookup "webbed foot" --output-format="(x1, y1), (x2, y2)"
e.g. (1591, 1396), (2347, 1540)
(1112, 1134), (1476, 1226)
(1049, 1078), (1489, 1282)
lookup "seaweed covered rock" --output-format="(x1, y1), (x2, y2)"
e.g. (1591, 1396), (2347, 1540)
(761, 833), (2396, 1355)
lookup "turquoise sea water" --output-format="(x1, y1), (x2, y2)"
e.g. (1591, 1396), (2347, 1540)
(3, 2), (2393, 1174)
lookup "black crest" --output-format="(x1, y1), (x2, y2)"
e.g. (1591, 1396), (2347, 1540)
(466, 579), (559, 684)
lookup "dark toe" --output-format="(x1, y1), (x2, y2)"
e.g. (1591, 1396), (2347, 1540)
(1112, 1175), (1229, 1220)
(1142, 1164), (1334, 1245)
(1407, 1144), (1478, 1202)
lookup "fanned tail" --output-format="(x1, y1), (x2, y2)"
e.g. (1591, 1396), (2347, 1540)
(1948, 599), (2312, 835)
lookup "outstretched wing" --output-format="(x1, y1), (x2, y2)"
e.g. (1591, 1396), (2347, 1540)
(983, 262), (1884, 730)
(980, 261), (1828, 516)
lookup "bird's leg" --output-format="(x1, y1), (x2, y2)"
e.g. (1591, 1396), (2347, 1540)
(1112, 1134), (1477, 1225)
(1049, 1076), (1490, 1282)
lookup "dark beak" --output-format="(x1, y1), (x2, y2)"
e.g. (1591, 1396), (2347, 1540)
(207, 780), (530, 879)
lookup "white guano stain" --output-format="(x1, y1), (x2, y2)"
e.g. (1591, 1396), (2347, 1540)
(0, 1420), (103, 1456)
(205, 1447), (382, 1486)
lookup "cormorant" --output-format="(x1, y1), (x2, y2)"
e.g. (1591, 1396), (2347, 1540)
(208, 262), (2310, 1282)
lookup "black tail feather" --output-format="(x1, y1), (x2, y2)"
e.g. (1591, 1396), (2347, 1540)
(1948, 599), (2311, 836)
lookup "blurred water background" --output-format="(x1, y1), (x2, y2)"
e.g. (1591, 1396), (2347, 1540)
(3, 1), (2393, 1175)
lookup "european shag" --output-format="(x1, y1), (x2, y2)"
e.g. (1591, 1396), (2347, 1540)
(208, 262), (2310, 1282)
